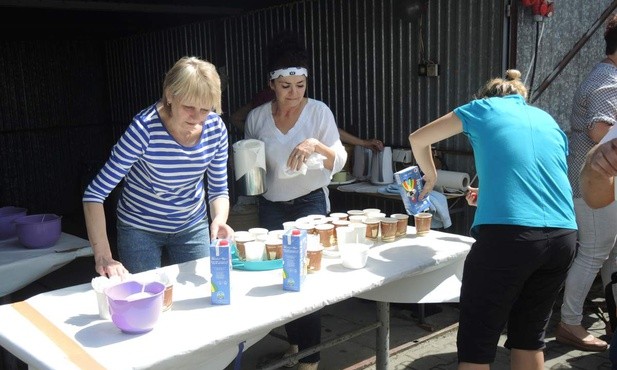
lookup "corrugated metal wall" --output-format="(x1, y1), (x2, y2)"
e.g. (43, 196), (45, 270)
(222, 0), (506, 234)
(0, 0), (507, 236)
(0, 40), (110, 223)
(105, 21), (221, 136)
(225, 0), (505, 155)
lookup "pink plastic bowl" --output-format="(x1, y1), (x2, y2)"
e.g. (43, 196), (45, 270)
(105, 281), (165, 334)
(13, 214), (61, 249)
(0, 206), (28, 240)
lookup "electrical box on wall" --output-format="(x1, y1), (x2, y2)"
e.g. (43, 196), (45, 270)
(418, 62), (439, 77)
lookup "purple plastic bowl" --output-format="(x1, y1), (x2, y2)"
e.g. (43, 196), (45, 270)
(0, 206), (28, 240)
(105, 281), (165, 334)
(13, 214), (62, 249)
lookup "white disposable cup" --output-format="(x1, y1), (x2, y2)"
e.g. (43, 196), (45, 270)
(282, 221), (296, 231)
(366, 212), (386, 219)
(95, 291), (111, 319)
(329, 212), (348, 221)
(244, 241), (266, 261)
(350, 222), (368, 244)
(335, 226), (356, 246)
(348, 215), (367, 223)
(347, 210), (365, 216)
(248, 227), (269, 238)
(339, 242), (370, 269)
(91, 275), (121, 320)
(268, 229), (286, 239)
(307, 234), (321, 250)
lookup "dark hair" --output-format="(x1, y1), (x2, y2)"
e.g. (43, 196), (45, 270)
(266, 32), (309, 72)
(605, 14), (617, 55)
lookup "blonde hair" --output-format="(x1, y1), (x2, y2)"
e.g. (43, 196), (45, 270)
(161, 56), (222, 114)
(476, 69), (528, 100)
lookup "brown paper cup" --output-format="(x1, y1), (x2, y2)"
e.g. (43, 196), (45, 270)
(391, 213), (410, 237)
(380, 217), (398, 242)
(315, 223), (335, 248)
(307, 249), (323, 272)
(414, 212), (432, 235)
(363, 218), (380, 240)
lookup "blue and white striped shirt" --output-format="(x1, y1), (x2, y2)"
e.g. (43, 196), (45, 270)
(83, 103), (229, 233)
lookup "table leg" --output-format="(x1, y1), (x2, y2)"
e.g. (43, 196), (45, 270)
(376, 301), (389, 370)
(418, 303), (426, 324)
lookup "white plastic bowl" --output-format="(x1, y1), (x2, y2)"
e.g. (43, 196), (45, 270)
(338, 242), (370, 269)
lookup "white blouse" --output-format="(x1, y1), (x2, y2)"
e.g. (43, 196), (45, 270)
(245, 98), (347, 202)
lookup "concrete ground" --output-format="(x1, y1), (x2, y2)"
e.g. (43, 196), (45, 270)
(229, 277), (613, 370)
(2, 256), (614, 370)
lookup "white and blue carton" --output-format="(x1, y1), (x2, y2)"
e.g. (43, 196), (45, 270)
(394, 165), (431, 215)
(210, 239), (231, 305)
(282, 229), (307, 292)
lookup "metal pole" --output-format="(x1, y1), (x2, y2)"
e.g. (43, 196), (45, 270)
(376, 301), (390, 370)
(532, 0), (617, 102)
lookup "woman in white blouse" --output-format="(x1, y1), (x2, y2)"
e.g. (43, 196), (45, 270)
(244, 34), (347, 370)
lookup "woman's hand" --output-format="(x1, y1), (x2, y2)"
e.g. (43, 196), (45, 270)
(287, 138), (319, 171)
(211, 219), (234, 241)
(419, 173), (437, 200)
(362, 139), (383, 152)
(95, 255), (129, 278)
(362, 138), (384, 152)
(466, 187), (478, 206)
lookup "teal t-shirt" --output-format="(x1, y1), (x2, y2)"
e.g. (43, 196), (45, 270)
(454, 94), (576, 232)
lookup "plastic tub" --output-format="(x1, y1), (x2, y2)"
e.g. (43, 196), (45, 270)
(0, 206), (28, 240)
(13, 214), (62, 249)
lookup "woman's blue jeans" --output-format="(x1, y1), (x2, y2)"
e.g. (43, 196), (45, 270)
(258, 188), (327, 364)
(116, 218), (210, 274)
(258, 188), (327, 230)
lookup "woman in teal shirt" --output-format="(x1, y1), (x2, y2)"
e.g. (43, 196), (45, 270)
(409, 69), (577, 370)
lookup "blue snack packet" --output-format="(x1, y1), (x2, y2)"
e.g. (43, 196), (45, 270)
(394, 166), (431, 215)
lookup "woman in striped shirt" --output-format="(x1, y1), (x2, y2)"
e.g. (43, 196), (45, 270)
(83, 56), (233, 277)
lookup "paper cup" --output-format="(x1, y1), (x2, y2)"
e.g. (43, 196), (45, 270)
(414, 212), (433, 235)
(380, 217), (398, 242)
(91, 275), (122, 319)
(244, 241), (266, 261)
(391, 213), (410, 237)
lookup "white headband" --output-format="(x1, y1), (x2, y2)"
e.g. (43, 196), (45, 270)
(269, 67), (308, 80)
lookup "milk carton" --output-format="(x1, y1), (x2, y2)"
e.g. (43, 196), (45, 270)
(282, 229), (307, 291)
(210, 239), (231, 305)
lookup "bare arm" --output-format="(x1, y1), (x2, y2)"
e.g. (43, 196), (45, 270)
(408, 111), (464, 199)
(209, 197), (234, 240)
(288, 138), (337, 171)
(229, 103), (253, 132)
(338, 128), (384, 152)
(83, 202), (128, 277)
(581, 139), (617, 208)
(588, 121), (612, 143)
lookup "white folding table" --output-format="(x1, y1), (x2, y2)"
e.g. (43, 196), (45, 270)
(0, 227), (473, 370)
(0, 233), (92, 298)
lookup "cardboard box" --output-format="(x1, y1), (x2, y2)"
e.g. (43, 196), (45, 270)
(210, 239), (231, 305)
(394, 166), (431, 215)
(282, 229), (307, 291)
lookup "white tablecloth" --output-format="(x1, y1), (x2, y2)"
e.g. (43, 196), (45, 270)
(0, 228), (473, 370)
(0, 233), (92, 297)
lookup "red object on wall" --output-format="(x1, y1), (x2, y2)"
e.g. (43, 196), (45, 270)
(532, 0), (554, 17)
(521, 0), (537, 7)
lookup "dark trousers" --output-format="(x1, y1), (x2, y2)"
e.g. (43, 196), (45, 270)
(457, 225), (576, 364)
(258, 188), (327, 364)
